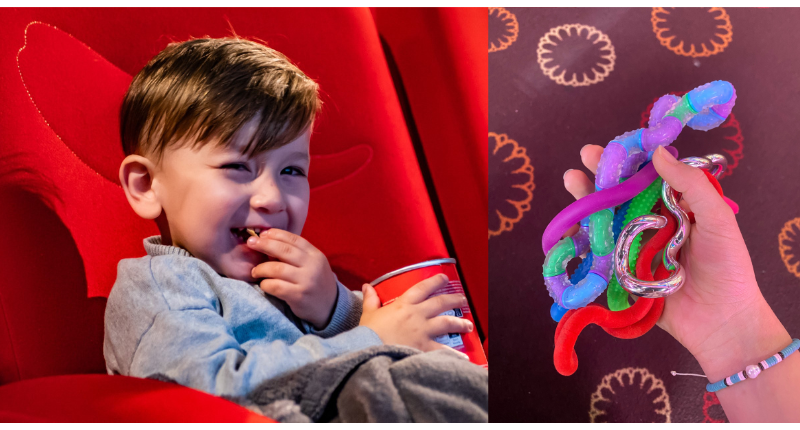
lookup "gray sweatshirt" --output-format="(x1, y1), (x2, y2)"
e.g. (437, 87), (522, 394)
(103, 236), (383, 398)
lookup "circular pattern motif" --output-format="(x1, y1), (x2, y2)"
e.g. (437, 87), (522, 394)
(488, 7), (519, 53)
(488, 132), (534, 239)
(589, 367), (671, 423)
(779, 217), (800, 279)
(640, 92), (743, 179)
(537, 23), (616, 87)
(652, 7), (733, 58)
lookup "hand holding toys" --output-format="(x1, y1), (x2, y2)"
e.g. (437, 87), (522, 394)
(542, 81), (738, 375)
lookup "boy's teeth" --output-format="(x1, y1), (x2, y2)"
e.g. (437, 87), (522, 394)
(234, 227), (265, 239)
(244, 228), (263, 237)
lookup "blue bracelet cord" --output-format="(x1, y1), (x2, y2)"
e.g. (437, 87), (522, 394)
(706, 338), (800, 392)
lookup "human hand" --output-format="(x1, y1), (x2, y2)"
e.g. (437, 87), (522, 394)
(247, 228), (338, 329)
(564, 145), (789, 380)
(359, 274), (474, 352)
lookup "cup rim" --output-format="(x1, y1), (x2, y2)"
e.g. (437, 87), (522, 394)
(370, 258), (457, 286)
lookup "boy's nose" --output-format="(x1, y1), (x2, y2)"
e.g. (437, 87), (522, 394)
(251, 181), (286, 213)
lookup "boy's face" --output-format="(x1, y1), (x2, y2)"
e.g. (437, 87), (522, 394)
(154, 118), (311, 283)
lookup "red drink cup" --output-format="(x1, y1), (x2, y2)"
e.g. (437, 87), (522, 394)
(370, 258), (488, 368)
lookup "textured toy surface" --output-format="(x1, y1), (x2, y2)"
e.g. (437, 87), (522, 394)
(542, 79), (736, 382)
(553, 171), (726, 376)
(543, 81), (736, 314)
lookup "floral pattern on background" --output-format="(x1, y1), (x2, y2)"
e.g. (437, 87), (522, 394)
(537, 23), (615, 87)
(589, 367), (671, 423)
(652, 7), (733, 58)
(488, 132), (534, 238)
(779, 217), (800, 279)
(489, 7), (518, 53)
(489, 7), (800, 423)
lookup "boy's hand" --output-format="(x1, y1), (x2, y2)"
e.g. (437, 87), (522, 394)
(247, 228), (338, 330)
(359, 274), (474, 352)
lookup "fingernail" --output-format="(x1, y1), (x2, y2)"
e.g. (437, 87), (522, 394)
(247, 236), (258, 246)
(461, 295), (468, 306)
(563, 169), (574, 180)
(362, 284), (366, 294)
(657, 146), (679, 165)
(467, 321), (474, 331)
(440, 274), (449, 282)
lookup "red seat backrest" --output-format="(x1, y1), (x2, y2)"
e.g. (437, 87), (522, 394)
(373, 7), (489, 333)
(0, 8), (448, 385)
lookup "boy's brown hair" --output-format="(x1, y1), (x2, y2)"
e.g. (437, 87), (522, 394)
(120, 37), (321, 161)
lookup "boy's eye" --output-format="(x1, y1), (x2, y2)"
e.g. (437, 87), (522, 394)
(222, 163), (251, 172)
(281, 166), (306, 176)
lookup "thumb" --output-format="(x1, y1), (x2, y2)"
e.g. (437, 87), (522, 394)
(361, 283), (381, 312)
(652, 146), (733, 226)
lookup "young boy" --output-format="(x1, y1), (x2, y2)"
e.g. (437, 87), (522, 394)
(103, 38), (483, 420)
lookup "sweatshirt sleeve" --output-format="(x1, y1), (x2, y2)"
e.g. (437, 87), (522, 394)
(300, 279), (363, 338)
(129, 306), (382, 399)
(107, 255), (382, 400)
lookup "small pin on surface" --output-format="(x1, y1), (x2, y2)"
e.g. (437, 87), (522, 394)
(246, 228), (258, 238)
(671, 371), (707, 378)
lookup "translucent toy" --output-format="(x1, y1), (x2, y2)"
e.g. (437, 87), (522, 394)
(542, 81), (737, 316)
(553, 168), (731, 376)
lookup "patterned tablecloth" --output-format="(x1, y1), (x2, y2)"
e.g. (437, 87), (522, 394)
(489, 7), (800, 423)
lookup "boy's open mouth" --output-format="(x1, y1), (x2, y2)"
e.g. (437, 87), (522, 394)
(231, 227), (267, 243)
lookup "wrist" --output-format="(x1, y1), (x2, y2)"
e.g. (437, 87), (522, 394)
(693, 298), (790, 382)
(310, 280), (339, 330)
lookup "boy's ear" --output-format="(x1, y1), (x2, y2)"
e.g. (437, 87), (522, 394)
(119, 154), (162, 220)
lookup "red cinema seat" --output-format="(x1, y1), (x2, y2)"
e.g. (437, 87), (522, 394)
(373, 8), (489, 335)
(0, 375), (273, 423)
(0, 7), (466, 421)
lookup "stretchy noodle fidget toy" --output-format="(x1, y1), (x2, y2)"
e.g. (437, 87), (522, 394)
(542, 80), (737, 315)
(614, 154), (727, 298)
(542, 81), (738, 375)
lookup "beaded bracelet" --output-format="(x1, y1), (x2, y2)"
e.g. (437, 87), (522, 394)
(706, 338), (800, 393)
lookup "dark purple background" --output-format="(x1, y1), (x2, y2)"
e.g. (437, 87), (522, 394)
(489, 7), (800, 422)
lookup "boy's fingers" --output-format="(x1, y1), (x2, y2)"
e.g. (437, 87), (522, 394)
(258, 278), (300, 302)
(262, 228), (314, 252)
(564, 168), (594, 201)
(247, 236), (305, 267)
(251, 261), (300, 283)
(580, 144), (604, 175)
(401, 274), (449, 304)
(427, 315), (473, 336)
(420, 293), (468, 318)
(361, 283), (381, 312)
(425, 342), (471, 360)
(652, 146), (733, 225)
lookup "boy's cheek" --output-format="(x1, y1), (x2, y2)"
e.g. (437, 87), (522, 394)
(286, 195), (310, 234)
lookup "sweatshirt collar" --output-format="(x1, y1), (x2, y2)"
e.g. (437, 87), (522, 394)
(143, 235), (194, 258)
